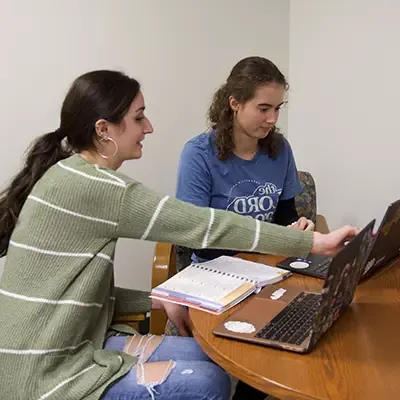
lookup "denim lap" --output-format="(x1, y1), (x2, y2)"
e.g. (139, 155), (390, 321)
(147, 336), (212, 363)
(101, 335), (231, 400)
(103, 335), (211, 363)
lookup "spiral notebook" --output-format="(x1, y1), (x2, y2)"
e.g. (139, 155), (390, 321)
(150, 256), (292, 314)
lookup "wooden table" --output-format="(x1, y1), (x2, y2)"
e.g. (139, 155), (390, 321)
(190, 254), (400, 400)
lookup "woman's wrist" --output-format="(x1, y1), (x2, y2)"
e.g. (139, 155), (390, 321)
(311, 231), (324, 254)
(310, 225), (359, 256)
(151, 298), (164, 310)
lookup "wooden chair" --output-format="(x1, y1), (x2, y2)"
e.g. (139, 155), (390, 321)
(115, 171), (329, 334)
(149, 242), (177, 334)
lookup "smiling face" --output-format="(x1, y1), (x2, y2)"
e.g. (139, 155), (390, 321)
(230, 82), (286, 140)
(96, 91), (153, 163)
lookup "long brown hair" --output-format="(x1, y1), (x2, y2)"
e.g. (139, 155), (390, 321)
(0, 70), (140, 257)
(208, 56), (287, 160)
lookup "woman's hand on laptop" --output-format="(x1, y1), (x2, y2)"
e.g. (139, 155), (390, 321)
(288, 217), (315, 231)
(311, 225), (360, 256)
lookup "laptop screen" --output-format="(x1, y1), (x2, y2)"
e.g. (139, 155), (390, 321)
(309, 220), (375, 348)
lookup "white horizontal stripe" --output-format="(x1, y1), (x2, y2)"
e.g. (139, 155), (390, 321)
(141, 196), (170, 240)
(0, 288), (102, 308)
(110, 296), (116, 301)
(28, 195), (118, 226)
(202, 208), (215, 248)
(95, 165), (126, 186)
(97, 252), (114, 264)
(10, 241), (93, 258)
(9, 241), (113, 265)
(58, 162), (125, 188)
(0, 340), (89, 355)
(38, 364), (96, 400)
(249, 219), (261, 252)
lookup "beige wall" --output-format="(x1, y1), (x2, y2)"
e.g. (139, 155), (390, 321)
(288, 0), (400, 230)
(0, 0), (290, 287)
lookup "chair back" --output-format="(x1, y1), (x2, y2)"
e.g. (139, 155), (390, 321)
(295, 171), (317, 223)
(175, 245), (193, 272)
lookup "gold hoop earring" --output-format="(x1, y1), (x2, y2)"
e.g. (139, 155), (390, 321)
(97, 135), (118, 159)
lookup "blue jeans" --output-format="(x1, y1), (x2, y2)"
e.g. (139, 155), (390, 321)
(101, 336), (231, 400)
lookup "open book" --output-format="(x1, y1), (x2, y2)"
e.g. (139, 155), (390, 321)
(150, 256), (292, 314)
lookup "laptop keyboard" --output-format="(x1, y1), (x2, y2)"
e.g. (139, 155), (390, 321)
(315, 258), (331, 276)
(255, 292), (321, 345)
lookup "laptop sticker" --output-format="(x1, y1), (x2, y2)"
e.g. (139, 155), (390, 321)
(270, 288), (287, 299)
(224, 321), (256, 334)
(290, 261), (310, 269)
(364, 258), (376, 274)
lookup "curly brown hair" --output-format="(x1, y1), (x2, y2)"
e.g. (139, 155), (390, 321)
(208, 56), (288, 160)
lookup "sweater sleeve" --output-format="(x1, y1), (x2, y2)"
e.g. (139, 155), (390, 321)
(116, 180), (313, 258)
(114, 287), (152, 314)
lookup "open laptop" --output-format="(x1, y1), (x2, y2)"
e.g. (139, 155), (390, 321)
(276, 199), (400, 280)
(212, 220), (375, 354)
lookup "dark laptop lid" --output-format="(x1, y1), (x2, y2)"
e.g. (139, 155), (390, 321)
(309, 220), (375, 348)
(363, 199), (400, 277)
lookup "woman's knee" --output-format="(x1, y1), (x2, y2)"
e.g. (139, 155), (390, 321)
(104, 334), (212, 364)
(102, 360), (231, 400)
(148, 336), (211, 363)
(168, 360), (231, 400)
(103, 335), (230, 399)
(104, 334), (165, 364)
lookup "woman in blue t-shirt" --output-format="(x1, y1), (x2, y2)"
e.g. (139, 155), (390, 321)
(176, 56), (314, 264)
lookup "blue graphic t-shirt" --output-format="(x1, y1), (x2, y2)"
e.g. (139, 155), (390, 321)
(176, 131), (301, 224)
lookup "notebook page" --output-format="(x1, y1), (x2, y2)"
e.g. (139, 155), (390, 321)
(154, 265), (253, 304)
(195, 256), (288, 286)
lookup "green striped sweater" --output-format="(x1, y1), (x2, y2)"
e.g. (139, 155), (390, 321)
(0, 154), (312, 399)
